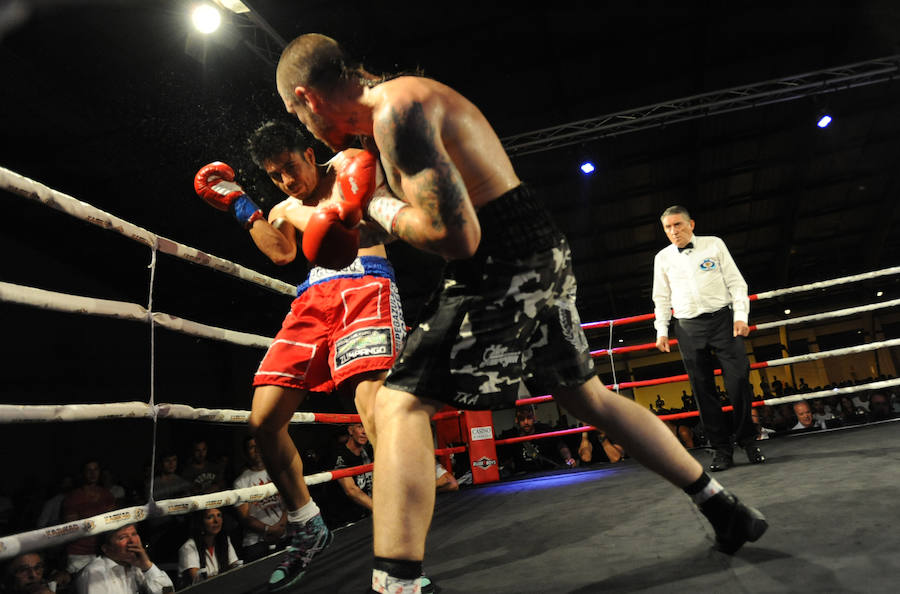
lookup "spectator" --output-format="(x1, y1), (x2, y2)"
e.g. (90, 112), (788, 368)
(497, 406), (576, 474)
(435, 460), (459, 493)
(750, 406), (776, 440)
(181, 439), (225, 495)
(791, 400), (825, 431)
(322, 423), (374, 529)
(35, 475), (74, 529)
(837, 396), (867, 425)
(147, 451), (192, 502)
(101, 469), (127, 506)
(75, 524), (173, 594)
(771, 376), (783, 397)
(577, 426), (625, 465)
(867, 392), (895, 421)
(61, 458), (116, 573)
(177, 508), (241, 587)
(2, 552), (66, 594)
(811, 398), (837, 428)
(233, 437), (286, 562)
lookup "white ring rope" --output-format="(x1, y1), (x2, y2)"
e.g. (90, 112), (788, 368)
(0, 166), (296, 297)
(753, 298), (900, 330)
(0, 281), (274, 349)
(752, 267), (900, 300)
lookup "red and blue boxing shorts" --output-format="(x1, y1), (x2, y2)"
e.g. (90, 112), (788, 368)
(253, 256), (406, 393)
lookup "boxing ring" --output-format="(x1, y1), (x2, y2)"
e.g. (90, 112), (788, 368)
(2, 165), (900, 593)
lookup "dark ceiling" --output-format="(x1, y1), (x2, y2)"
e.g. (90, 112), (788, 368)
(2, 0), (900, 341)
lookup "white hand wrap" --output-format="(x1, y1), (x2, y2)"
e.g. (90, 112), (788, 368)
(367, 191), (408, 234)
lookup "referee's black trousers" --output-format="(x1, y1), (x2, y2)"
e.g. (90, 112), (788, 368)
(675, 307), (754, 453)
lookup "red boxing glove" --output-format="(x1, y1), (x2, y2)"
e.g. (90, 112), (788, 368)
(335, 150), (383, 212)
(301, 203), (360, 270)
(194, 162), (263, 228)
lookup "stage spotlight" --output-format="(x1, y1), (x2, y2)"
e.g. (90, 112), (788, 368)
(877, 290), (884, 297)
(192, 3), (222, 34)
(580, 161), (595, 175)
(816, 113), (832, 128)
(784, 308), (791, 315)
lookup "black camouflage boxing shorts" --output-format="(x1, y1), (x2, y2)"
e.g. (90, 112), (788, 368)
(384, 183), (596, 409)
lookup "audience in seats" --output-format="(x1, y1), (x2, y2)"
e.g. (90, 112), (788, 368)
(2, 551), (68, 594)
(791, 400), (826, 431)
(233, 436), (287, 562)
(321, 423), (374, 529)
(181, 439), (226, 496)
(577, 425), (626, 465)
(497, 405), (576, 475)
(435, 460), (459, 493)
(750, 407), (776, 440)
(75, 524), (173, 594)
(177, 507), (241, 587)
(61, 458), (117, 573)
(867, 392), (895, 421)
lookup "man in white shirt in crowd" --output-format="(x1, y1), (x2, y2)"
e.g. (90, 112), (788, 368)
(233, 436), (287, 561)
(653, 205), (765, 472)
(75, 524), (174, 594)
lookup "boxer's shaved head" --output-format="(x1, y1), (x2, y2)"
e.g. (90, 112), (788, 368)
(277, 34), (356, 102)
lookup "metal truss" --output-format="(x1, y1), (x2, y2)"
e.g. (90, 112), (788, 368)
(501, 55), (900, 158)
(228, 1), (286, 70)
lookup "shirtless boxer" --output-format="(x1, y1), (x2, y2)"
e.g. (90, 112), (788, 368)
(275, 34), (768, 593)
(193, 121), (406, 591)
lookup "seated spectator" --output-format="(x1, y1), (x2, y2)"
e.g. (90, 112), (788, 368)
(177, 508), (241, 587)
(233, 437), (286, 562)
(147, 450), (192, 502)
(577, 425), (625, 465)
(837, 396), (868, 425)
(435, 460), (459, 493)
(791, 400), (825, 431)
(497, 406), (576, 474)
(867, 392), (895, 421)
(35, 475), (74, 529)
(62, 458), (117, 574)
(75, 524), (173, 594)
(101, 469), (127, 507)
(810, 398), (837, 428)
(181, 439), (226, 495)
(321, 423), (373, 529)
(2, 551), (66, 594)
(750, 406), (776, 440)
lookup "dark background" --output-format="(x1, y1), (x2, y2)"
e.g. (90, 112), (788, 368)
(1, 0), (899, 527)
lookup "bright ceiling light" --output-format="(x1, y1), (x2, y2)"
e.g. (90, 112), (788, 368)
(192, 4), (222, 34)
(784, 308), (791, 315)
(816, 114), (832, 128)
(580, 161), (595, 174)
(877, 291), (884, 297)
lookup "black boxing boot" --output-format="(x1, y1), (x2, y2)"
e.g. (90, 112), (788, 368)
(684, 472), (768, 554)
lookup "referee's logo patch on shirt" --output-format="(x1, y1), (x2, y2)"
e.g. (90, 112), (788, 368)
(699, 258), (717, 271)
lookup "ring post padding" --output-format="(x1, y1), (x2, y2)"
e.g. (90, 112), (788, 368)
(461, 410), (500, 484)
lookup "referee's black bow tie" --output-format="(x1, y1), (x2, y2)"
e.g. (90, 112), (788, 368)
(678, 242), (694, 253)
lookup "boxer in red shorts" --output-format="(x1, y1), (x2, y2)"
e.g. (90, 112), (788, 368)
(193, 121), (407, 592)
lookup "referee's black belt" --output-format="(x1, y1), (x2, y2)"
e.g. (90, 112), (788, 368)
(680, 307), (730, 321)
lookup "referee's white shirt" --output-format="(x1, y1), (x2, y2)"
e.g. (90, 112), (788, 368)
(652, 234), (749, 339)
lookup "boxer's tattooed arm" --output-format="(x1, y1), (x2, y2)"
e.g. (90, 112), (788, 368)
(375, 101), (468, 254)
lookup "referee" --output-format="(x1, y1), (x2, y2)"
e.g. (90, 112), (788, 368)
(651, 205), (765, 471)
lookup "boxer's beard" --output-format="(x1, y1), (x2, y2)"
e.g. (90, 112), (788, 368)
(308, 110), (354, 152)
